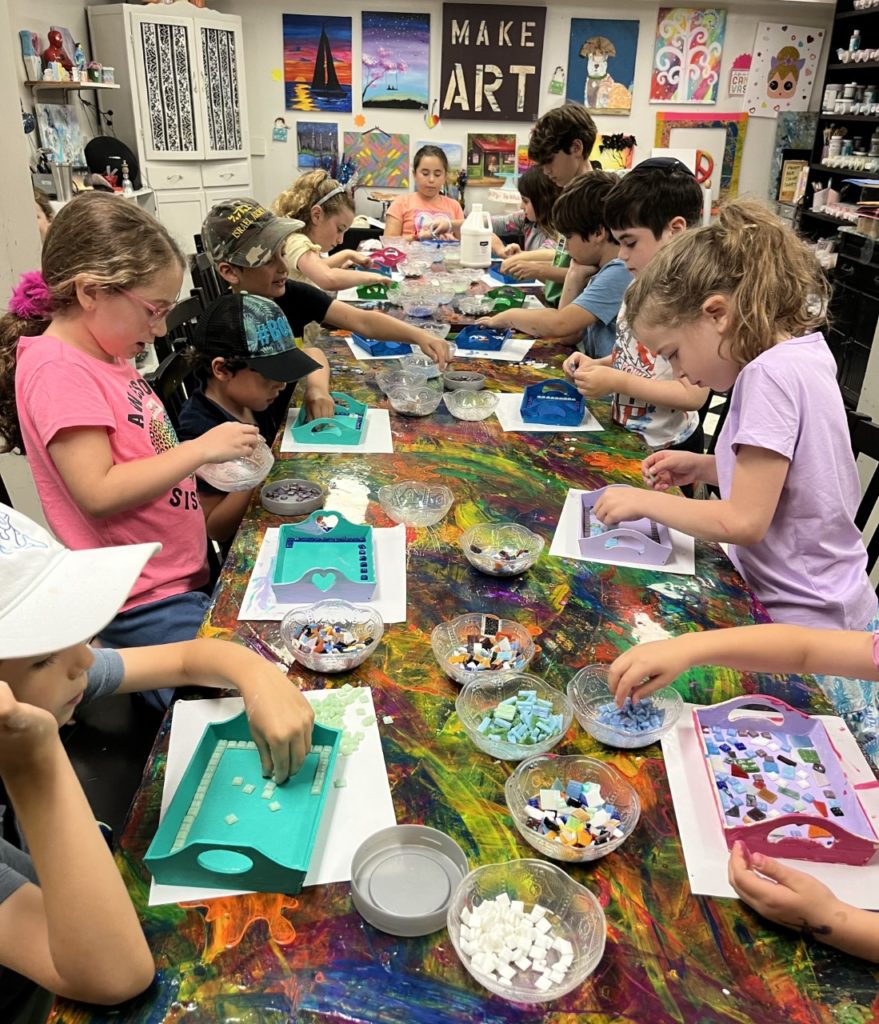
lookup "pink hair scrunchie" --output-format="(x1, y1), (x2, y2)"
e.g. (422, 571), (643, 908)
(9, 270), (52, 319)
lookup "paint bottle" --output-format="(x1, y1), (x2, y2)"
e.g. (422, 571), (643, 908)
(460, 204), (492, 268)
(849, 29), (861, 52)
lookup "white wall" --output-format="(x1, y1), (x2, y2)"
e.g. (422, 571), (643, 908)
(210, 0), (834, 218)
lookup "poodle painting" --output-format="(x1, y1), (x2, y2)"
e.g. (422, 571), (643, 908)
(566, 18), (639, 115)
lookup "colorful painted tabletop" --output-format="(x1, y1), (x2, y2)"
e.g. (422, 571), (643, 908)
(51, 340), (879, 1023)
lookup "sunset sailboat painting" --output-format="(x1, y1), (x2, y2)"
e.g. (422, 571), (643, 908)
(284, 14), (352, 113)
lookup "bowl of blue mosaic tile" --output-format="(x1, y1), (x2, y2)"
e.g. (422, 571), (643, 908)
(566, 665), (683, 749)
(505, 754), (640, 863)
(455, 673), (572, 761)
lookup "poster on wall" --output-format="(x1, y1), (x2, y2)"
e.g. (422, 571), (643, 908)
(296, 121), (338, 171)
(283, 14), (352, 113)
(343, 130), (410, 187)
(362, 11), (430, 110)
(566, 19), (639, 116)
(649, 8), (726, 104)
(517, 145), (533, 175)
(742, 23), (825, 118)
(440, 4), (546, 122)
(466, 133), (517, 184)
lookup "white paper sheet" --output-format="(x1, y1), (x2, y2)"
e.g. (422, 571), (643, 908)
(238, 525), (407, 623)
(454, 336), (535, 362)
(549, 488), (696, 575)
(342, 335), (409, 362)
(279, 407), (393, 454)
(662, 704), (879, 908)
(494, 393), (603, 433)
(480, 272), (541, 288)
(147, 692), (396, 905)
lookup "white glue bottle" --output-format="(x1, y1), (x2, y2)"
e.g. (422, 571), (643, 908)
(460, 203), (492, 268)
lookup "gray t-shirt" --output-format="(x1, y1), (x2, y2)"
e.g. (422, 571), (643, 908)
(0, 647), (124, 1016)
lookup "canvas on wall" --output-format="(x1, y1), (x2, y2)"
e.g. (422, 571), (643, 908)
(362, 11), (429, 110)
(283, 14), (352, 113)
(343, 130), (410, 187)
(440, 4), (546, 122)
(650, 8), (726, 104)
(296, 121), (338, 171)
(743, 23), (825, 118)
(566, 18), (639, 116)
(466, 133), (517, 185)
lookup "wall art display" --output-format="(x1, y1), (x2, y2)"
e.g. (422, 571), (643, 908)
(440, 4), (546, 122)
(743, 23), (825, 118)
(343, 130), (410, 187)
(362, 11), (429, 110)
(728, 53), (752, 96)
(297, 121), (339, 171)
(35, 103), (85, 165)
(650, 8), (727, 104)
(466, 132), (517, 184)
(655, 111), (748, 200)
(517, 145), (533, 176)
(768, 110), (817, 201)
(283, 14), (352, 113)
(566, 18), (639, 116)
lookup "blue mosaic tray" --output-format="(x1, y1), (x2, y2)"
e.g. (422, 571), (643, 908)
(520, 380), (585, 426)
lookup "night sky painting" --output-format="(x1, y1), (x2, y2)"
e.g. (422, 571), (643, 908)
(283, 14), (352, 113)
(361, 11), (429, 110)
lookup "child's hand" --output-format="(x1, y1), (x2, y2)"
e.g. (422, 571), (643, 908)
(478, 313), (511, 330)
(304, 387), (336, 422)
(341, 250), (372, 268)
(573, 365), (619, 399)
(240, 665), (315, 784)
(502, 243), (522, 257)
(728, 842), (842, 934)
(196, 422), (260, 464)
(413, 334), (451, 370)
(609, 639), (692, 706)
(592, 485), (652, 527)
(562, 351), (590, 378)
(643, 449), (702, 491)
(0, 680), (61, 776)
(500, 255), (535, 280)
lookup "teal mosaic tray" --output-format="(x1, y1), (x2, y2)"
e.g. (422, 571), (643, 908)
(272, 510), (377, 602)
(292, 392), (368, 446)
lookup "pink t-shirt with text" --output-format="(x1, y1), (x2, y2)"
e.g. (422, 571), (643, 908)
(15, 335), (208, 612)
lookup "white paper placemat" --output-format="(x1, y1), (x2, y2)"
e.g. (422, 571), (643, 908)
(147, 691), (396, 905)
(480, 272), (541, 288)
(342, 334), (409, 362)
(279, 407), (393, 454)
(549, 488), (696, 575)
(495, 393), (603, 433)
(454, 336), (535, 362)
(663, 704), (879, 908)
(238, 524), (407, 623)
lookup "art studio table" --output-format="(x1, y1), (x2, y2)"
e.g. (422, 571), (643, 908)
(51, 341), (879, 1023)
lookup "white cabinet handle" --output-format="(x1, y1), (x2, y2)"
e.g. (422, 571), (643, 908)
(167, 173), (183, 182)
(220, 172), (233, 179)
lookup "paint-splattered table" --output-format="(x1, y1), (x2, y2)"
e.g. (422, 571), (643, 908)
(52, 343), (879, 1023)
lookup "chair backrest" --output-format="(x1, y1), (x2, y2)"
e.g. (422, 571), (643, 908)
(191, 252), (227, 303)
(848, 414), (879, 578)
(145, 352), (194, 435)
(155, 294), (205, 361)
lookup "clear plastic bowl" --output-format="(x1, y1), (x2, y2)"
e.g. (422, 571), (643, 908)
(566, 664), (684, 749)
(447, 859), (606, 1003)
(505, 754), (641, 862)
(459, 522), (544, 576)
(409, 319), (452, 340)
(375, 368), (433, 394)
(402, 352), (442, 379)
(431, 613), (536, 686)
(457, 294), (496, 317)
(401, 259), (430, 278)
(401, 295), (440, 318)
(387, 385), (444, 417)
(455, 672), (573, 761)
(442, 370), (485, 391)
(280, 600), (384, 673)
(195, 439), (274, 492)
(377, 481), (453, 527)
(443, 390), (499, 421)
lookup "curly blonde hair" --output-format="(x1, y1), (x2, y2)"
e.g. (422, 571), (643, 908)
(0, 192), (183, 452)
(624, 198), (829, 367)
(273, 170), (354, 226)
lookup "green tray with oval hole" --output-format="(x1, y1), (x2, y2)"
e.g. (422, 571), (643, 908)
(145, 712), (340, 894)
(292, 392), (368, 446)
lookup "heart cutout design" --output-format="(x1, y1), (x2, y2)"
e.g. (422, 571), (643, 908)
(315, 514), (339, 532)
(311, 571), (336, 592)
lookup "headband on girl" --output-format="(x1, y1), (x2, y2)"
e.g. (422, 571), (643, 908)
(315, 186), (347, 207)
(9, 271), (52, 320)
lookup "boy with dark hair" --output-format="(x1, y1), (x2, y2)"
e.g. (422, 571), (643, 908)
(564, 158), (708, 455)
(482, 172), (631, 359)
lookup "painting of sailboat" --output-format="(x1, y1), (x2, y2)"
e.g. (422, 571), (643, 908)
(283, 14), (352, 113)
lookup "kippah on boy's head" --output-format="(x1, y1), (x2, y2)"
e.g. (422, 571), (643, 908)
(202, 198), (304, 268)
(605, 157), (703, 239)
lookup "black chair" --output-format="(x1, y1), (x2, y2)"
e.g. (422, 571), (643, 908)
(696, 389), (731, 498)
(153, 294), (204, 362)
(191, 252), (227, 303)
(848, 413), (879, 578)
(145, 352), (194, 435)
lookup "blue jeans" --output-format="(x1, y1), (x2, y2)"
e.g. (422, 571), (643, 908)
(97, 590), (212, 710)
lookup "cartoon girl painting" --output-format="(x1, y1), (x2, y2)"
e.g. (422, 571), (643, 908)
(767, 45), (805, 99)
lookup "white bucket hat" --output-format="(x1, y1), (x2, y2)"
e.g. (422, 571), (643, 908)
(0, 504), (160, 659)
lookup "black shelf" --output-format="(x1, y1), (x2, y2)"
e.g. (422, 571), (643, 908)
(817, 113), (879, 123)
(801, 209), (855, 225)
(809, 163), (879, 180)
(835, 8), (879, 17)
(828, 60), (879, 70)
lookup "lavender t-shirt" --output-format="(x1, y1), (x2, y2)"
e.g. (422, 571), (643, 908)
(715, 333), (876, 630)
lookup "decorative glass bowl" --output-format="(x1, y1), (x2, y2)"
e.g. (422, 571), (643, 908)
(387, 385), (444, 417)
(401, 295), (440, 318)
(455, 672), (573, 761)
(401, 258), (430, 278)
(459, 522), (544, 576)
(280, 600), (384, 674)
(443, 390), (499, 421)
(447, 859), (606, 1003)
(377, 481), (454, 527)
(195, 439), (274, 492)
(505, 754), (641, 862)
(410, 319), (452, 340)
(567, 664), (684, 749)
(457, 294), (496, 317)
(402, 352), (442, 379)
(442, 370), (485, 391)
(431, 613), (535, 686)
(375, 369), (434, 395)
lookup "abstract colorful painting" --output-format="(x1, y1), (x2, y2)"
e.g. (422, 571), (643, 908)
(466, 133), (517, 185)
(517, 145), (533, 176)
(296, 121), (338, 171)
(283, 14), (352, 113)
(362, 11), (429, 110)
(650, 8), (726, 104)
(728, 53), (752, 96)
(655, 112), (748, 200)
(567, 18), (639, 116)
(342, 130), (410, 187)
(743, 23), (825, 118)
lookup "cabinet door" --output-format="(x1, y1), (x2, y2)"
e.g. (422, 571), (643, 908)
(154, 190), (207, 255)
(195, 18), (249, 160)
(130, 12), (203, 161)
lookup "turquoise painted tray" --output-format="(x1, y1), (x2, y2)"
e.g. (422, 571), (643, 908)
(272, 510), (377, 602)
(145, 712), (341, 894)
(292, 392), (368, 447)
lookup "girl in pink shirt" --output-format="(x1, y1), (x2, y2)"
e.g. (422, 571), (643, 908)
(384, 146), (464, 240)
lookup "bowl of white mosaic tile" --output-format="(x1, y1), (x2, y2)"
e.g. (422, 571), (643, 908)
(447, 858), (606, 1002)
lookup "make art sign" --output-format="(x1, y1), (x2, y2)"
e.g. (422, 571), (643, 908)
(440, 3), (546, 122)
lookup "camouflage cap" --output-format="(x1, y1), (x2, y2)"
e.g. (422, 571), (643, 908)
(201, 197), (304, 268)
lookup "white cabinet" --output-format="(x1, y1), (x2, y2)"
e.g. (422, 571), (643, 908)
(88, 4), (251, 252)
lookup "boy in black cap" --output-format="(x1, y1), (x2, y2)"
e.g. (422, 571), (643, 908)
(179, 292), (322, 541)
